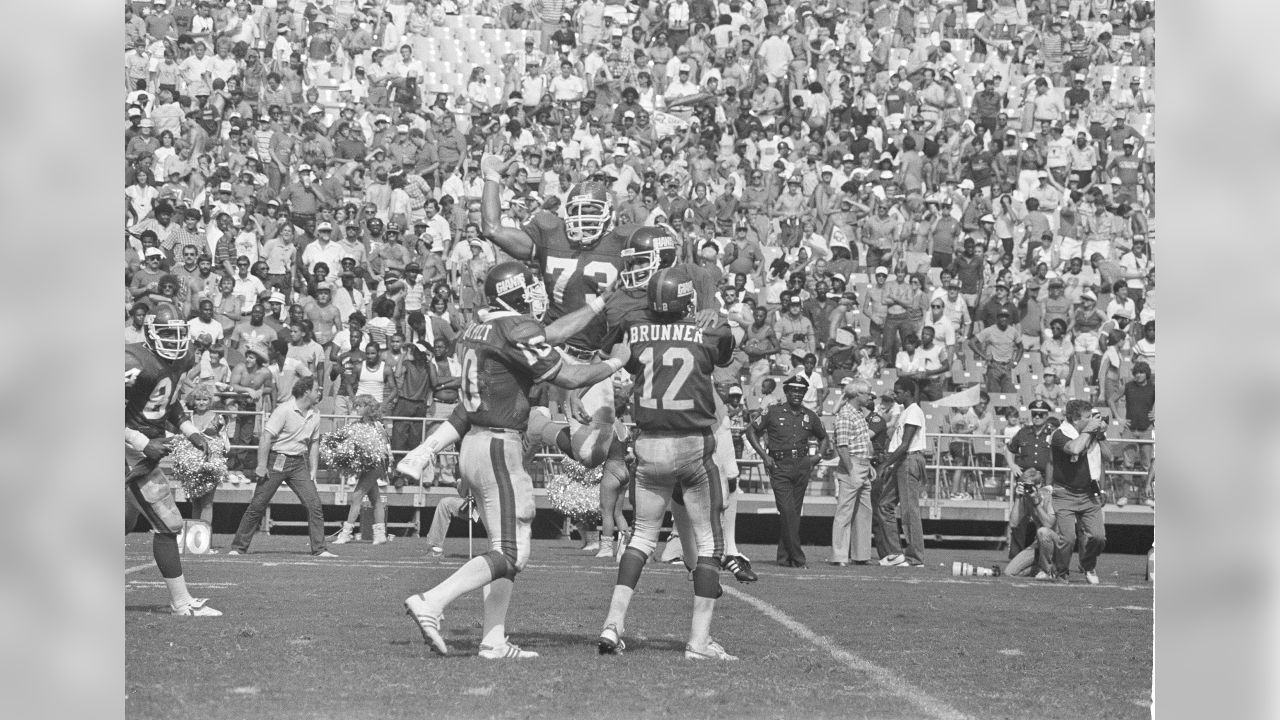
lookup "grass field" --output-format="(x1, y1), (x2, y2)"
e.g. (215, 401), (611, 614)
(126, 533), (1152, 720)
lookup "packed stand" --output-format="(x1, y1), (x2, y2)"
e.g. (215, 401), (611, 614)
(124, 0), (1154, 508)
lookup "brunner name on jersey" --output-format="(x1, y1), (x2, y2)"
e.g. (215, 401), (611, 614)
(627, 323), (706, 346)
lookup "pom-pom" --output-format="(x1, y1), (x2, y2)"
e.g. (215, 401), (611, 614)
(319, 422), (392, 476)
(546, 459), (602, 523)
(169, 436), (229, 499)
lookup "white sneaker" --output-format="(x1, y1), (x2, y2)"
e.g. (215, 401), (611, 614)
(878, 554), (906, 567)
(685, 639), (738, 661)
(478, 639), (539, 659)
(428, 546), (444, 558)
(1116, 496), (1129, 507)
(1085, 570), (1100, 585)
(1034, 571), (1050, 580)
(314, 550), (337, 558)
(172, 598), (223, 616)
(332, 523), (355, 545)
(582, 541), (600, 554)
(404, 594), (449, 655)
(226, 549), (242, 555)
(594, 537), (615, 558)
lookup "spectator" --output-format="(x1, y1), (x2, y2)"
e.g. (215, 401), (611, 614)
(969, 308), (1022, 393)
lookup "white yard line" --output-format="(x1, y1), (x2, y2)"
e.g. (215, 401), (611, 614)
(722, 585), (973, 720)
(124, 562), (152, 575)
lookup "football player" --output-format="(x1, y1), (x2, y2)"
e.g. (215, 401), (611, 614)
(596, 265), (739, 660)
(401, 262), (629, 659)
(125, 302), (222, 616)
(601, 226), (757, 582)
(479, 153), (632, 470)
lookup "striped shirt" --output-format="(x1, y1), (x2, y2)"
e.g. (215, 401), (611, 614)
(832, 401), (873, 461)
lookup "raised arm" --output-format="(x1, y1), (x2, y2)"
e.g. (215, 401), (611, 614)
(480, 154), (536, 260)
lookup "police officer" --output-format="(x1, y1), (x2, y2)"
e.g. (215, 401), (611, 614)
(746, 375), (830, 568)
(1003, 400), (1057, 558)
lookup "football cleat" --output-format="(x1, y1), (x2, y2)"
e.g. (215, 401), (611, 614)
(171, 598), (223, 617)
(597, 624), (626, 655)
(1085, 570), (1100, 585)
(685, 639), (738, 661)
(594, 537), (615, 559)
(722, 555), (758, 583)
(226, 549), (243, 555)
(478, 639), (539, 659)
(313, 550), (337, 558)
(404, 594), (449, 655)
(396, 444), (436, 483)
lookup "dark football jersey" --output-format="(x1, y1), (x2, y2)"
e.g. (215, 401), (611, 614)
(455, 310), (563, 430)
(599, 261), (722, 349)
(623, 321), (734, 432)
(523, 211), (633, 350)
(125, 342), (194, 439)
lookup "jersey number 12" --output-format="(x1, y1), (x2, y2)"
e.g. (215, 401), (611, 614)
(637, 347), (694, 411)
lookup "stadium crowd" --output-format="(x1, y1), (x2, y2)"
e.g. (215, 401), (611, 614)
(124, 0), (1157, 539)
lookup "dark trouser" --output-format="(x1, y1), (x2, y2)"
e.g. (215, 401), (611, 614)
(769, 456), (814, 566)
(1052, 486), (1106, 576)
(389, 398), (430, 454)
(865, 246), (889, 271)
(874, 452), (926, 562)
(931, 251), (953, 269)
(1008, 492), (1038, 559)
(230, 453), (327, 554)
(985, 361), (1016, 393)
(882, 313), (913, 362)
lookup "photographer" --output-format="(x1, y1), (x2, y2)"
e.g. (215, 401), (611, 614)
(1048, 399), (1110, 584)
(1004, 484), (1063, 581)
(1003, 400), (1056, 559)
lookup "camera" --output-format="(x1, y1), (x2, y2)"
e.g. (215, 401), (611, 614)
(1015, 481), (1039, 497)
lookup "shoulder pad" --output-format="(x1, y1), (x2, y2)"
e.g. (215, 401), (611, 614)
(504, 316), (551, 347)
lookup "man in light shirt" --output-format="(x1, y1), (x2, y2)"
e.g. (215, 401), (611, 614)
(874, 377), (928, 567)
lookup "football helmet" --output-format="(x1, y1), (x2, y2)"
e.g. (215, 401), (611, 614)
(145, 302), (190, 361)
(563, 181), (614, 248)
(647, 266), (696, 319)
(620, 226), (679, 289)
(485, 261), (548, 320)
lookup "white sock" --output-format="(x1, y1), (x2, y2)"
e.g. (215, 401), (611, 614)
(165, 575), (194, 608)
(722, 487), (740, 557)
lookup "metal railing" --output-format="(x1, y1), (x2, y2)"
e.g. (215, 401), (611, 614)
(199, 408), (1154, 503)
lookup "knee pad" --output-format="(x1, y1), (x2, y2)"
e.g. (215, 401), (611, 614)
(628, 526), (659, 556)
(617, 547), (648, 589)
(482, 549), (518, 581)
(693, 557), (722, 599)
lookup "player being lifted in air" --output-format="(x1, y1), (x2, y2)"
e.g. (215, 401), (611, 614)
(596, 265), (739, 660)
(477, 153), (631, 473)
(399, 262), (629, 659)
(600, 226), (757, 582)
(125, 302), (222, 616)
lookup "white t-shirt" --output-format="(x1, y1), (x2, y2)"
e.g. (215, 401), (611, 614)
(888, 402), (927, 453)
(187, 317), (225, 345)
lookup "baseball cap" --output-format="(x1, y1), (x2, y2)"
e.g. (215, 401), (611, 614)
(623, 110), (636, 119)
(957, 179), (975, 190)
(1074, 73), (1086, 81)
(405, 262), (422, 273)
(298, 163), (313, 173)
(1122, 138), (1136, 146)
(374, 113), (391, 124)
(316, 221), (333, 231)
(879, 170), (895, 180)
(138, 118), (154, 128)
(831, 273), (847, 284)
(788, 295), (802, 305)
(218, 181), (233, 193)
(1048, 277), (1065, 287)
(842, 153), (856, 162)
(979, 213), (995, 223)
(308, 105), (323, 115)
(1028, 399), (1051, 412)
(127, 107), (142, 118)
(1081, 290), (1098, 301)
(727, 386), (743, 396)
(611, 27), (624, 37)
(996, 308), (1011, 317)
(395, 124), (410, 133)
(679, 63), (691, 73)
(144, 247), (164, 258)
(821, 165), (835, 175)
(946, 279), (962, 289)
(316, 282), (333, 293)
(874, 266), (889, 276)
(268, 291), (286, 305)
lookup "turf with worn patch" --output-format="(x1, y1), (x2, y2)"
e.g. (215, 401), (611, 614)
(126, 534), (1152, 720)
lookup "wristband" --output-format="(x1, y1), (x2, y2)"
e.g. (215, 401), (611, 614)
(604, 357), (625, 373)
(178, 420), (199, 437)
(587, 296), (606, 314)
(125, 428), (151, 453)
(483, 172), (503, 184)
